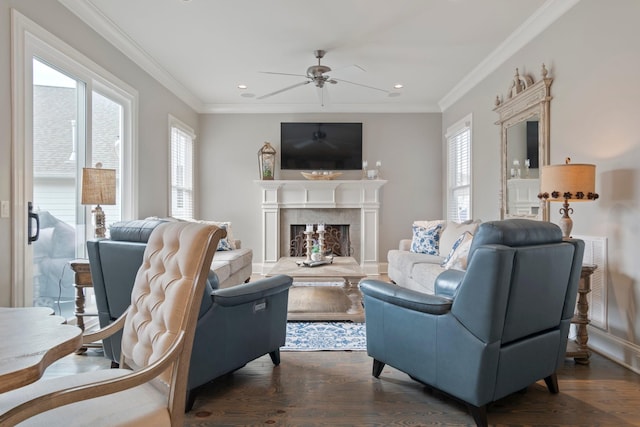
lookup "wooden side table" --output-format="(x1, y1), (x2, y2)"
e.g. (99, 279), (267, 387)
(69, 259), (101, 353)
(566, 264), (597, 364)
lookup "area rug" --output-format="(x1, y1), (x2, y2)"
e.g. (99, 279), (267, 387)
(283, 321), (367, 351)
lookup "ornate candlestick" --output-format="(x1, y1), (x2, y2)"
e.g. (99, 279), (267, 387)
(317, 224), (326, 260)
(304, 224), (314, 262)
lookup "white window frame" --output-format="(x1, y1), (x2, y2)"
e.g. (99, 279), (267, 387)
(168, 115), (196, 220)
(444, 114), (472, 222)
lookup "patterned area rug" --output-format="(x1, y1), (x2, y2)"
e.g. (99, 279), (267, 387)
(283, 322), (367, 351)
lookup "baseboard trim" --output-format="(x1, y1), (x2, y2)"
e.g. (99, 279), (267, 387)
(588, 326), (640, 375)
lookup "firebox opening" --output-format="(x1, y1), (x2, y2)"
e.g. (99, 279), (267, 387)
(290, 224), (351, 257)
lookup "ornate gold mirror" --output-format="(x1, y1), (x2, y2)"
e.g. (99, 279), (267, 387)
(494, 64), (552, 221)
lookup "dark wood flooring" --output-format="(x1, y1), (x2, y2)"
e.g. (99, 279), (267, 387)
(40, 275), (640, 426)
(44, 342), (640, 426)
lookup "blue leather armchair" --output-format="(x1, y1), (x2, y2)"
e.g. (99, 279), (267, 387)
(360, 219), (584, 426)
(87, 219), (293, 410)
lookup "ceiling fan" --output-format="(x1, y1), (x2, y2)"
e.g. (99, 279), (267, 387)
(257, 50), (389, 105)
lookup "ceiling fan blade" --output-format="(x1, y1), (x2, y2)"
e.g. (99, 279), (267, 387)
(257, 80), (311, 100)
(260, 71), (308, 78)
(333, 78), (389, 94)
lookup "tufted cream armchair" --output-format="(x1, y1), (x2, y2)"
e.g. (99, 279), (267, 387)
(0, 221), (224, 426)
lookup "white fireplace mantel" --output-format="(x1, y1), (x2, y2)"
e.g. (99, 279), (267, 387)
(255, 179), (387, 275)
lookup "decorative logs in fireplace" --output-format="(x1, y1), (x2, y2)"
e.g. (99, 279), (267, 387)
(290, 224), (352, 257)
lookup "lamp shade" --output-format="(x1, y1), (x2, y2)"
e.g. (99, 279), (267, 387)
(539, 163), (598, 202)
(81, 167), (116, 205)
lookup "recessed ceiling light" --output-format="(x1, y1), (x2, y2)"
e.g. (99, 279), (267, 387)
(393, 84), (404, 89)
(238, 84), (248, 89)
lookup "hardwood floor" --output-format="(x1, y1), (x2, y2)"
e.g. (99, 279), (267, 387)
(38, 275), (640, 426)
(43, 341), (640, 426)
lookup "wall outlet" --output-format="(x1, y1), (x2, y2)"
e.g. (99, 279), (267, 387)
(1, 201), (9, 218)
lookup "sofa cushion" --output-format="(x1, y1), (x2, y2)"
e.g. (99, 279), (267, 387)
(211, 261), (231, 284)
(410, 222), (444, 255)
(439, 220), (480, 256)
(441, 231), (474, 270)
(388, 249), (443, 274)
(409, 262), (446, 294)
(211, 248), (252, 276)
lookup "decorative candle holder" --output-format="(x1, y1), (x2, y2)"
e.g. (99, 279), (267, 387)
(304, 231), (314, 263)
(317, 228), (326, 260)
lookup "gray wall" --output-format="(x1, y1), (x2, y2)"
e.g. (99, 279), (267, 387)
(443, 0), (640, 370)
(0, 0), (198, 306)
(197, 113), (442, 261)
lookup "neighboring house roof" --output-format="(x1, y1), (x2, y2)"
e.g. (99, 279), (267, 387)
(33, 85), (120, 179)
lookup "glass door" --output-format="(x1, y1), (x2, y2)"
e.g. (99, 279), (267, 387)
(31, 58), (84, 316)
(31, 58), (123, 318)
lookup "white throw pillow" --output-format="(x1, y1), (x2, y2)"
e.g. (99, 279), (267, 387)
(441, 231), (474, 270)
(439, 220), (480, 256)
(410, 221), (444, 255)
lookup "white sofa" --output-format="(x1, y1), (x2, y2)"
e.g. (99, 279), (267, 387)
(211, 240), (253, 288)
(387, 220), (480, 294)
(143, 217), (252, 288)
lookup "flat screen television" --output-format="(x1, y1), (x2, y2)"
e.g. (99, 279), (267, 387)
(280, 122), (362, 170)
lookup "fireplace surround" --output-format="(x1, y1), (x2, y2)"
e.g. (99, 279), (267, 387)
(255, 179), (387, 274)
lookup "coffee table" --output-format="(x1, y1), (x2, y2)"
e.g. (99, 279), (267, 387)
(266, 257), (366, 322)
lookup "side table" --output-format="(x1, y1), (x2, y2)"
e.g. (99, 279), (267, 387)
(566, 264), (597, 364)
(69, 259), (101, 353)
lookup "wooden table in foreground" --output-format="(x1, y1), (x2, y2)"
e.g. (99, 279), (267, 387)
(0, 307), (82, 393)
(265, 256), (367, 285)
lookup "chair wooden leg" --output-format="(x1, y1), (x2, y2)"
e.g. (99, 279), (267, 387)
(372, 359), (385, 378)
(269, 349), (281, 366)
(467, 403), (488, 427)
(544, 373), (559, 394)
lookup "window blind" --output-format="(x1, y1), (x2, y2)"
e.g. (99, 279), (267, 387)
(446, 116), (471, 222)
(170, 122), (194, 219)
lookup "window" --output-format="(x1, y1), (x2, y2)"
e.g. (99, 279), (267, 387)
(445, 115), (472, 222)
(169, 116), (195, 219)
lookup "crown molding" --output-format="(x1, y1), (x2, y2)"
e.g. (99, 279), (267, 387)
(201, 103), (440, 114)
(438, 0), (580, 112)
(58, 0), (204, 112)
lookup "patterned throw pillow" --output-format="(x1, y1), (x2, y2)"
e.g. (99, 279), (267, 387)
(410, 222), (444, 255)
(441, 231), (474, 270)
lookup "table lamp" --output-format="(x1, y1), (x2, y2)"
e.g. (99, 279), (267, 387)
(81, 163), (116, 238)
(538, 157), (599, 239)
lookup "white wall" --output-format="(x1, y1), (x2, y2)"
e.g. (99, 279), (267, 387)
(197, 113), (442, 265)
(0, 0), (199, 306)
(443, 0), (640, 371)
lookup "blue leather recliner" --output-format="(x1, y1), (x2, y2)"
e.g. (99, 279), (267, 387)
(360, 219), (584, 426)
(87, 219), (293, 411)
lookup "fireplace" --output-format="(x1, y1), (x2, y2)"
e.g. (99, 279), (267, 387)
(289, 224), (352, 257)
(255, 179), (387, 274)
(280, 208), (360, 262)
